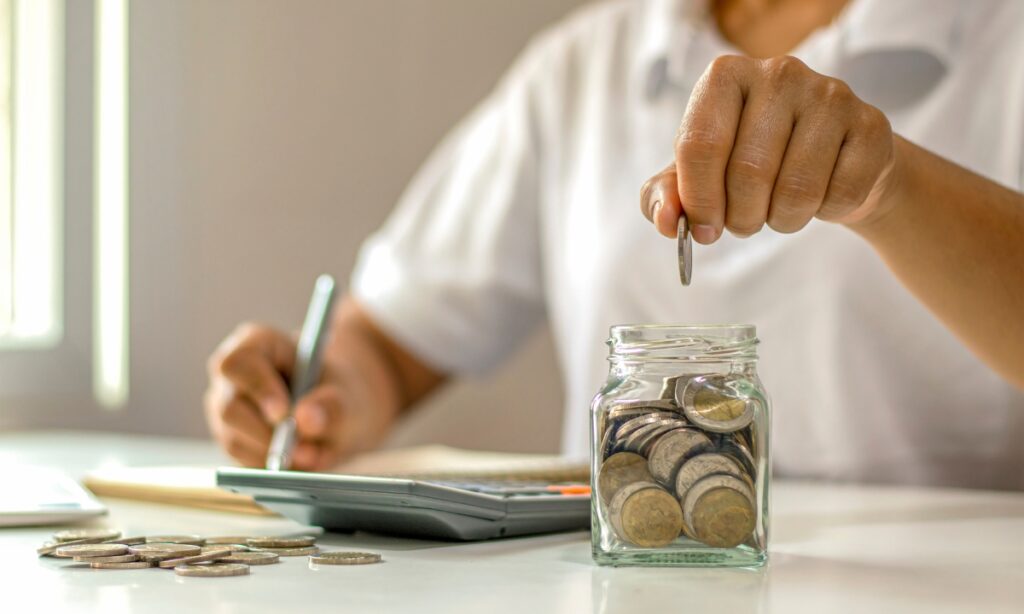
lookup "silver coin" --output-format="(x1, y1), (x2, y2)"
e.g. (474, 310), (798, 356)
(609, 399), (677, 413)
(246, 535), (316, 548)
(615, 413), (678, 440)
(680, 474), (755, 546)
(174, 563), (250, 577)
(599, 425), (618, 460)
(659, 375), (694, 401)
(55, 543), (129, 558)
(105, 536), (146, 546)
(597, 452), (653, 505)
(129, 543), (202, 561)
(90, 560), (155, 570)
(677, 375), (754, 433)
(607, 481), (682, 548)
(309, 551), (382, 566)
(146, 535), (205, 546)
(218, 551), (280, 565)
(621, 419), (688, 454)
(674, 452), (748, 498)
(647, 428), (712, 487)
(254, 545), (319, 557)
(678, 215), (692, 286)
(73, 553), (139, 563)
(53, 529), (121, 543)
(607, 406), (658, 421)
(718, 437), (757, 477)
(157, 548), (234, 568)
(204, 536), (256, 545)
(201, 544), (250, 554)
(38, 537), (106, 557)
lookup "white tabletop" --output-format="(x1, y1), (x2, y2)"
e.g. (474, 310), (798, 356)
(2, 431), (1023, 614)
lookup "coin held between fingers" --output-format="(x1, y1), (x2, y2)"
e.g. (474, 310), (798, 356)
(678, 215), (692, 286)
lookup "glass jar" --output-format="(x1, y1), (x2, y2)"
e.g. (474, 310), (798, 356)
(590, 324), (769, 567)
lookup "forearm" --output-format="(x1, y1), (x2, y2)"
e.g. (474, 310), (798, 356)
(329, 296), (448, 419)
(850, 136), (1024, 389)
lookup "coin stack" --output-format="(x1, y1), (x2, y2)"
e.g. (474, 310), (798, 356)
(37, 529), (382, 578)
(597, 373), (759, 549)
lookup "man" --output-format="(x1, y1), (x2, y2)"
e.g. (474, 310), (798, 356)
(204, 0), (1024, 489)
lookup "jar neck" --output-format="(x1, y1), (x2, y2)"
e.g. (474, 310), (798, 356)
(607, 325), (758, 373)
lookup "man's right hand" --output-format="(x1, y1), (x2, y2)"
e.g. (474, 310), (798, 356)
(204, 322), (354, 471)
(204, 299), (447, 471)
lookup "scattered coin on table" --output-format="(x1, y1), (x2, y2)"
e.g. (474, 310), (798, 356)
(201, 544), (250, 554)
(204, 536), (256, 545)
(309, 551), (382, 565)
(175, 563), (250, 578)
(157, 548), (234, 568)
(146, 535), (205, 546)
(246, 535), (316, 548)
(91, 561), (155, 570)
(257, 545), (319, 556)
(218, 551), (280, 565)
(55, 543), (129, 558)
(73, 553), (140, 563)
(129, 543), (202, 561)
(36, 531), (382, 579)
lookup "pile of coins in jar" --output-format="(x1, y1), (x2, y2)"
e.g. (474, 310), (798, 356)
(596, 372), (759, 549)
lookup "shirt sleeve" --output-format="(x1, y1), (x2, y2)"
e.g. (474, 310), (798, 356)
(350, 42), (550, 375)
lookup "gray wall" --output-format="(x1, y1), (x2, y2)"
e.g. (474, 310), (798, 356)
(1, 0), (592, 453)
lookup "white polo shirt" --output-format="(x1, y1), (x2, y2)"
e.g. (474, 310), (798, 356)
(352, 0), (1024, 489)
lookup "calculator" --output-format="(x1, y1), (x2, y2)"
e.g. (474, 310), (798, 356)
(216, 467), (591, 541)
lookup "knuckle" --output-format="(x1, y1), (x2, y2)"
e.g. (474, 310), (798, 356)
(235, 321), (265, 339)
(727, 146), (777, 185)
(816, 198), (856, 221)
(707, 54), (745, 76)
(640, 177), (654, 203)
(219, 398), (246, 424)
(859, 105), (891, 139)
(224, 436), (249, 461)
(819, 78), (853, 105)
(675, 129), (723, 161)
(774, 173), (824, 204)
(764, 55), (806, 83)
(825, 179), (864, 209)
(217, 348), (248, 378)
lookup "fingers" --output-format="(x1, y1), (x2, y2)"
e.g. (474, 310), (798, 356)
(294, 385), (343, 441)
(674, 55), (750, 244)
(642, 54), (893, 241)
(820, 105), (894, 224)
(204, 382), (272, 467)
(292, 385), (347, 470)
(768, 105), (847, 232)
(640, 163), (683, 238)
(207, 323), (296, 424)
(724, 82), (796, 237)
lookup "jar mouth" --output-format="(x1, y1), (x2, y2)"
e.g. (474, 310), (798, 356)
(610, 324), (755, 337)
(608, 323), (757, 363)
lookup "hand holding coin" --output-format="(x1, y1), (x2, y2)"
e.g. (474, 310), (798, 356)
(640, 55), (896, 243)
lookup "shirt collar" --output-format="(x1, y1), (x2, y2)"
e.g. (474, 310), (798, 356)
(640, 0), (963, 101)
(840, 0), (962, 68)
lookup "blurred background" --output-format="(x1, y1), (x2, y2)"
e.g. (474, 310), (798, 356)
(0, 0), (593, 452)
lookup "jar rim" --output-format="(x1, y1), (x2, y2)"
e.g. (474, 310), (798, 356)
(607, 323), (758, 363)
(610, 324), (756, 336)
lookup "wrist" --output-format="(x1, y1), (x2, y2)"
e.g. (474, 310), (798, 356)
(845, 135), (914, 239)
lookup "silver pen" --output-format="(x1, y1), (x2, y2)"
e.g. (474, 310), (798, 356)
(265, 274), (337, 471)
